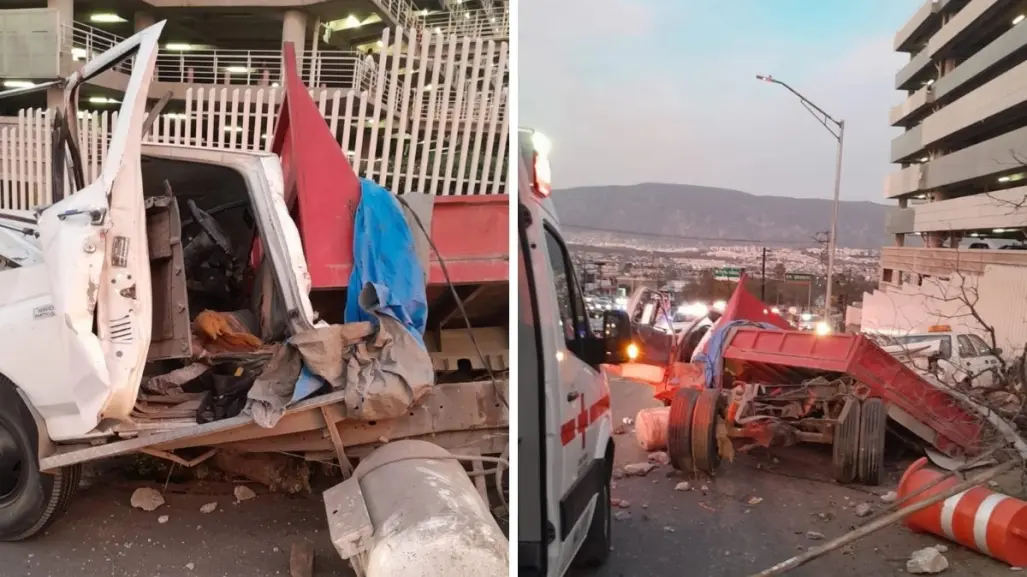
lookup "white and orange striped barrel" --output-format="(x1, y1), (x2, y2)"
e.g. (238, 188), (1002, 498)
(898, 457), (1027, 567)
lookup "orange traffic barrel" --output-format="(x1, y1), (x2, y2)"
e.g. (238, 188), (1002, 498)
(635, 407), (670, 451)
(897, 457), (1027, 567)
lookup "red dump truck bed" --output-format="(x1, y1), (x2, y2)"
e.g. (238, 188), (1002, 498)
(270, 43), (508, 293)
(721, 327), (984, 457)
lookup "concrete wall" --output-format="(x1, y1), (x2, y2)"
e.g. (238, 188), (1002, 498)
(911, 185), (1027, 232)
(895, 0), (940, 52)
(860, 264), (1027, 356)
(0, 9), (60, 79)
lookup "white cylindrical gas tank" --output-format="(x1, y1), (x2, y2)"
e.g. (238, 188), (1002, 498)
(352, 440), (508, 577)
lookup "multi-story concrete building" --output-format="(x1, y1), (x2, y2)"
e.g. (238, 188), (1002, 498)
(861, 0), (1027, 353)
(0, 0), (511, 202)
(0, 0), (508, 111)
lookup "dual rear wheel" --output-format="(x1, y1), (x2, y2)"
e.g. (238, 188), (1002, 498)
(667, 388), (724, 475)
(832, 397), (887, 486)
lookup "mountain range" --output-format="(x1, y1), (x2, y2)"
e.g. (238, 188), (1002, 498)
(550, 183), (890, 250)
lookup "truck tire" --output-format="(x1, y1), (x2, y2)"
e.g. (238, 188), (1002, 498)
(832, 398), (861, 484)
(0, 378), (80, 541)
(667, 388), (699, 473)
(573, 454), (611, 567)
(691, 389), (724, 474)
(857, 398), (887, 486)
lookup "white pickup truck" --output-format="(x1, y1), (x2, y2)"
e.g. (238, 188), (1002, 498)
(0, 22), (509, 576)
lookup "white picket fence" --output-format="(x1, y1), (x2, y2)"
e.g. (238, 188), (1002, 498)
(0, 27), (510, 210)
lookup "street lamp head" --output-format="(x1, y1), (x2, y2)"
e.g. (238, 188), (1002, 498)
(756, 74), (773, 82)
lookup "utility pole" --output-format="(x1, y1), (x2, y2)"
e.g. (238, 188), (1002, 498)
(756, 74), (845, 322)
(760, 247), (767, 301)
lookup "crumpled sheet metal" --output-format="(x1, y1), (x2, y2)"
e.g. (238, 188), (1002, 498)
(246, 313), (434, 428)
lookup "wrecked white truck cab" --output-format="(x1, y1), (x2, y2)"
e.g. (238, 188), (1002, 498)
(0, 23), (508, 574)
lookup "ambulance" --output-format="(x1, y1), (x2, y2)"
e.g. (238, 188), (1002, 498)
(517, 128), (636, 576)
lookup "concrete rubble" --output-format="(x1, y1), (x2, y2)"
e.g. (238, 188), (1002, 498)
(906, 546), (949, 574)
(130, 488), (165, 512)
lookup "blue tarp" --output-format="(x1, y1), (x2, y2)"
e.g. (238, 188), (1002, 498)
(694, 320), (781, 388)
(344, 178), (428, 349)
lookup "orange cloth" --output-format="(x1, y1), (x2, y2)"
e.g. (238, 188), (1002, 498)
(192, 310), (263, 353)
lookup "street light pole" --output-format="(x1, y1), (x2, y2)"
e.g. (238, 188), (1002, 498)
(755, 74), (845, 325)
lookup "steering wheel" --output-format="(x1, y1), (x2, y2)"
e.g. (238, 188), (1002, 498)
(186, 199), (233, 256)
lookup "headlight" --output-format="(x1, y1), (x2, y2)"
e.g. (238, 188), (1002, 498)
(626, 343), (639, 361)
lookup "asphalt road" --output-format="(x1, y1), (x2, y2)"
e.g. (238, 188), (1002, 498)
(571, 377), (1017, 577)
(0, 473), (354, 577)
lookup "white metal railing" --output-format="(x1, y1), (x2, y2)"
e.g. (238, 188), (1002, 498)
(0, 26), (510, 207)
(418, 8), (509, 40)
(67, 22), (366, 88)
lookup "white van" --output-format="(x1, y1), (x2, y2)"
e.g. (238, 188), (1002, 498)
(517, 128), (635, 576)
(877, 325), (1002, 387)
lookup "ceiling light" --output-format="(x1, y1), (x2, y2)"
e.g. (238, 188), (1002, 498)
(224, 126), (243, 133)
(993, 228), (1007, 233)
(925, 79), (935, 86)
(165, 43), (196, 51)
(89, 13), (126, 23)
(3, 80), (35, 88)
(71, 47), (88, 61)
(162, 113), (188, 119)
(1014, 14), (1025, 25)
(919, 156), (929, 162)
(224, 66), (250, 74)
(271, 82), (280, 87)
(88, 96), (119, 104)
(464, 13), (471, 18)
(998, 175), (1012, 183)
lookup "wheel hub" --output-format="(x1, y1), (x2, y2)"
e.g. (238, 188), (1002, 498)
(0, 423), (24, 500)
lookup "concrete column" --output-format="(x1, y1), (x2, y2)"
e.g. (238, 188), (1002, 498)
(134, 12), (156, 33)
(281, 10), (308, 72)
(48, 0), (73, 29)
(895, 234), (905, 247)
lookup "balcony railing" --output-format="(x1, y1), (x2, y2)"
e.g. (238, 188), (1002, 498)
(66, 22), (368, 88)
(417, 8), (510, 40)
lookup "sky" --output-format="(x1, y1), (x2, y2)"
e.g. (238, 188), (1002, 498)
(518, 0), (922, 203)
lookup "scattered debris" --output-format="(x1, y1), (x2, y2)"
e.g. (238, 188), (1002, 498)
(130, 488), (165, 512)
(906, 547), (949, 574)
(700, 485), (709, 493)
(934, 544), (948, 553)
(1011, 567), (1023, 572)
(648, 451), (671, 466)
(988, 480), (1000, 488)
(748, 496), (764, 505)
(663, 526), (675, 532)
(854, 503), (873, 517)
(200, 502), (218, 514)
(613, 511), (632, 521)
(880, 491), (898, 503)
(213, 451), (311, 494)
(157, 515), (169, 524)
(185, 562), (195, 571)
(234, 485), (257, 502)
(675, 482), (691, 492)
(622, 417), (634, 426)
(611, 498), (631, 509)
(290, 541), (315, 577)
(699, 502), (717, 512)
(840, 545), (855, 556)
(613, 424), (628, 435)
(612, 468), (625, 479)
(623, 462), (655, 476)
(805, 531), (824, 541)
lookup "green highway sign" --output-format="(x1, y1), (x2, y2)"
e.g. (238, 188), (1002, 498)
(714, 267), (745, 281)
(785, 273), (813, 282)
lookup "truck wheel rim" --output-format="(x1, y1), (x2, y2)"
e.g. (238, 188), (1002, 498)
(0, 423), (23, 501)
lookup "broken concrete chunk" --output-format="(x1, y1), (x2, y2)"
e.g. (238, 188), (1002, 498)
(613, 511), (632, 521)
(854, 503), (873, 517)
(185, 562), (195, 570)
(200, 502), (218, 514)
(130, 488), (165, 512)
(933, 544), (948, 553)
(880, 491), (898, 503)
(623, 462), (655, 476)
(612, 468), (625, 479)
(906, 547), (949, 574)
(663, 526), (675, 532)
(647, 451), (671, 466)
(675, 482), (691, 492)
(157, 515), (169, 524)
(233, 485), (257, 502)
(747, 496), (764, 505)
(805, 531), (824, 541)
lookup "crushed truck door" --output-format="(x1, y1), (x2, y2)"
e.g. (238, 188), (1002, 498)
(33, 22), (164, 438)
